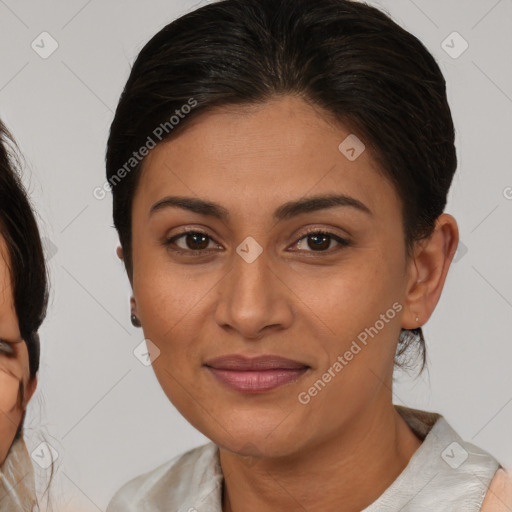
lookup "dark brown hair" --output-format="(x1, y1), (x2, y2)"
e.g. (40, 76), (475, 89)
(0, 121), (48, 379)
(106, 0), (457, 371)
(0, 120), (53, 509)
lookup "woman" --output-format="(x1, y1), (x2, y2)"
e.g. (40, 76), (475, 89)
(105, 0), (512, 510)
(0, 120), (49, 511)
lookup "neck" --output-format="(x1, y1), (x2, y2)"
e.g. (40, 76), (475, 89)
(220, 396), (422, 512)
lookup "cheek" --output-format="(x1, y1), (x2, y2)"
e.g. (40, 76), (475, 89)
(298, 250), (403, 337)
(135, 269), (208, 341)
(133, 235), (225, 342)
(133, 267), (212, 391)
(290, 252), (406, 411)
(0, 371), (20, 413)
(0, 372), (22, 465)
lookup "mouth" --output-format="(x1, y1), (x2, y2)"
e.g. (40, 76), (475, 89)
(203, 354), (310, 393)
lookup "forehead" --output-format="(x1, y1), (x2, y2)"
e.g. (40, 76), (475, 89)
(134, 96), (398, 221)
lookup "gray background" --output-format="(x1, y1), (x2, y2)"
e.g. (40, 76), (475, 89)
(0, 0), (511, 510)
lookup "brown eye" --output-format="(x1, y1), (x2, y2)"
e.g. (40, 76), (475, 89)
(181, 232), (210, 250)
(294, 230), (350, 253)
(164, 230), (221, 255)
(305, 233), (331, 251)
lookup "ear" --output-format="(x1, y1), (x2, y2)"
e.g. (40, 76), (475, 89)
(130, 295), (138, 315)
(116, 245), (124, 261)
(402, 213), (459, 329)
(24, 375), (38, 406)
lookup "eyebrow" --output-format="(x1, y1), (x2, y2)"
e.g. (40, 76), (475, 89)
(149, 194), (372, 221)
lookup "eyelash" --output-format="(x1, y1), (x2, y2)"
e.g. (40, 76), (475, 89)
(163, 228), (351, 257)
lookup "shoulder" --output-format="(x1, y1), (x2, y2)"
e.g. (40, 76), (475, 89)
(376, 406), (504, 511)
(481, 467), (512, 512)
(106, 441), (222, 512)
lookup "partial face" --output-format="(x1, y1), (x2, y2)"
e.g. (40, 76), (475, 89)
(130, 95), (413, 457)
(0, 234), (35, 465)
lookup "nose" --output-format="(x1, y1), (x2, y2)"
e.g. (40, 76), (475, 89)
(213, 241), (294, 340)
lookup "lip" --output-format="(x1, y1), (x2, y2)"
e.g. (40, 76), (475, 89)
(204, 354), (310, 393)
(204, 354), (309, 371)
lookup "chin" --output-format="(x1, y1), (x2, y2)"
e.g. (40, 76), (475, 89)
(207, 419), (304, 458)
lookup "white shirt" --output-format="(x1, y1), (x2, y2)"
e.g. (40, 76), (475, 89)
(106, 405), (503, 512)
(0, 436), (36, 512)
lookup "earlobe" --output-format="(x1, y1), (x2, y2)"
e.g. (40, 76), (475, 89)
(130, 295), (142, 328)
(116, 245), (124, 261)
(402, 213), (459, 329)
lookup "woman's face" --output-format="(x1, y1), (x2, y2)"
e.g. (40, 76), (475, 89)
(0, 234), (36, 465)
(129, 95), (422, 457)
